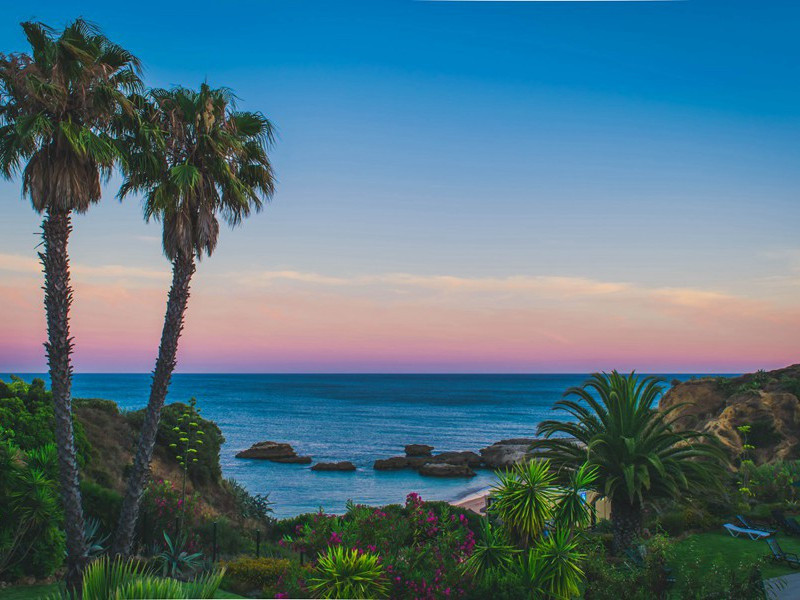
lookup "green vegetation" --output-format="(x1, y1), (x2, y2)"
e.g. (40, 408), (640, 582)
(309, 546), (389, 599)
(533, 371), (727, 553)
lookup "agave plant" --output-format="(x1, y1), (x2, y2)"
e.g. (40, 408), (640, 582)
(308, 546), (388, 599)
(84, 518), (110, 558)
(460, 519), (519, 582)
(157, 531), (203, 578)
(490, 459), (559, 546)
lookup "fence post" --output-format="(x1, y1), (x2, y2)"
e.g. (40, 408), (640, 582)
(256, 529), (261, 558)
(212, 521), (218, 563)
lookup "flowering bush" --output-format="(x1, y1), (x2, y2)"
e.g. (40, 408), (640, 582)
(222, 556), (291, 595)
(277, 494), (477, 599)
(139, 478), (204, 552)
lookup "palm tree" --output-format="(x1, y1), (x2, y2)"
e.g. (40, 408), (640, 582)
(0, 19), (142, 589)
(532, 371), (726, 554)
(112, 84), (276, 556)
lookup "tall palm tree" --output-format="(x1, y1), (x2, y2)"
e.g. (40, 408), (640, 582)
(532, 371), (726, 554)
(0, 19), (141, 589)
(112, 84), (276, 556)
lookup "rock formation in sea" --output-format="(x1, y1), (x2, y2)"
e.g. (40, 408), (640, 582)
(659, 364), (800, 464)
(405, 444), (434, 457)
(479, 439), (537, 468)
(235, 441), (312, 464)
(311, 461), (357, 471)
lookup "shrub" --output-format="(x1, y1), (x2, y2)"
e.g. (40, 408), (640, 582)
(0, 438), (66, 580)
(0, 376), (91, 464)
(308, 546), (388, 599)
(222, 556), (291, 595)
(82, 480), (122, 534)
(127, 402), (224, 487)
(224, 477), (274, 524)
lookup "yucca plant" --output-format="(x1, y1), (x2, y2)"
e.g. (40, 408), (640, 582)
(533, 371), (727, 553)
(519, 528), (585, 600)
(308, 546), (388, 599)
(552, 463), (598, 531)
(460, 519), (519, 582)
(490, 459), (558, 546)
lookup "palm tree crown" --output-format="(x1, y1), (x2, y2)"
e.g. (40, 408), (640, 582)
(119, 83), (275, 260)
(0, 18), (141, 212)
(532, 371), (726, 552)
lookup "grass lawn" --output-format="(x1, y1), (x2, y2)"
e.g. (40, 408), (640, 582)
(670, 531), (800, 581)
(0, 582), (244, 599)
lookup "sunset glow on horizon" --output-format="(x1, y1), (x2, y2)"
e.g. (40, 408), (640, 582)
(1, 0), (798, 374)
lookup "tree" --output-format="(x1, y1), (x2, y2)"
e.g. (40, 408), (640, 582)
(112, 83), (276, 555)
(0, 19), (142, 589)
(532, 371), (726, 554)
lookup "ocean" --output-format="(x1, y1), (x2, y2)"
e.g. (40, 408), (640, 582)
(3, 373), (708, 518)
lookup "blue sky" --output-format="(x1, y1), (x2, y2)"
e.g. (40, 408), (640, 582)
(0, 0), (798, 372)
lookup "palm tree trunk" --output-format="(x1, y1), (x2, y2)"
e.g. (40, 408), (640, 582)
(41, 209), (88, 594)
(112, 253), (195, 557)
(610, 499), (642, 554)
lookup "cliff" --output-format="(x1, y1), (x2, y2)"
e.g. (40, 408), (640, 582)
(659, 365), (800, 464)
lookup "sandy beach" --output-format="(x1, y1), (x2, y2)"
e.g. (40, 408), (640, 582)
(451, 487), (491, 514)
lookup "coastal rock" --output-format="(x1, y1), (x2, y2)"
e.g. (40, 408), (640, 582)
(429, 451), (482, 468)
(480, 439), (537, 469)
(311, 461), (356, 471)
(374, 456), (410, 470)
(418, 463), (476, 477)
(659, 365), (800, 464)
(405, 444), (434, 457)
(235, 441), (311, 464)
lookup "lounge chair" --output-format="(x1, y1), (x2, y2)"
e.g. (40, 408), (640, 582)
(723, 523), (772, 540)
(737, 515), (777, 535)
(765, 536), (800, 569)
(772, 510), (800, 536)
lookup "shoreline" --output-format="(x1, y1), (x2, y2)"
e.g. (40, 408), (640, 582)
(450, 485), (492, 514)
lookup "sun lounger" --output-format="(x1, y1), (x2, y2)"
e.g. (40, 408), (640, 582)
(766, 536), (800, 568)
(737, 515), (777, 535)
(771, 510), (800, 536)
(723, 523), (772, 540)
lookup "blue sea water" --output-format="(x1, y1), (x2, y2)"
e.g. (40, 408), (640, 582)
(3, 373), (709, 518)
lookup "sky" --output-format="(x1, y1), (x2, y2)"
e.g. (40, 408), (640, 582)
(0, 0), (798, 373)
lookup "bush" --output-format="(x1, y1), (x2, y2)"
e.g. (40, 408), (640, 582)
(82, 480), (122, 534)
(0, 438), (65, 580)
(278, 494), (476, 598)
(0, 376), (91, 464)
(224, 478), (274, 524)
(222, 556), (291, 595)
(127, 402), (224, 487)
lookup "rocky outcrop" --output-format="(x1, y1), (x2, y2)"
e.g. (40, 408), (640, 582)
(405, 444), (434, 457)
(236, 441), (311, 464)
(311, 461), (356, 472)
(374, 456), (427, 470)
(418, 463), (476, 477)
(480, 439), (536, 468)
(659, 365), (800, 464)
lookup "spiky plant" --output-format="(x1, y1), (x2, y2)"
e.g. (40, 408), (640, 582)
(113, 83), (276, 556)
(490, 459), (559, 546)
(460, 519), (519, 582)
(0, 20), (142, 586)
(308, 546), (388, 599)
(552, 463), (598, 531)
(519, 528), (585, 600)
(533, 371), (726, 553)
